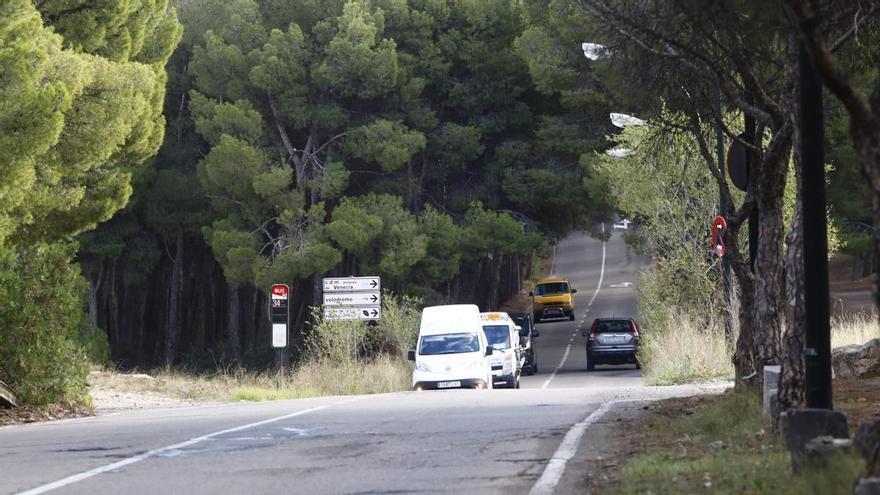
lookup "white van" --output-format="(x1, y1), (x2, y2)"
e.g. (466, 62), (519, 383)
(408, 304), (494, 390)
(480, 312), (523, 389)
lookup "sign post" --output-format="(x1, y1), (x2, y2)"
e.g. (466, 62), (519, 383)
(799, 43), (832, 410)
(270, 284), (289, 348)
(322, 277), (381, 321)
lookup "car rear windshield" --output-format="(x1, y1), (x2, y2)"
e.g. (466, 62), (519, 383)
(596, 320), (633, 333)
(535, 282), (569, 295)
(511, 316), (531, 334)
(482, 325), (511, 349)
(419, 333), (480, 355)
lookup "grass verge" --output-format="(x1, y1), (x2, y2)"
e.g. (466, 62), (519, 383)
(614, 390), (865, 495)
(639, 309), (878, 386)
(638, 310), (733, 385)
(89, 356), (412, 404)
(831, 311), (879, 349)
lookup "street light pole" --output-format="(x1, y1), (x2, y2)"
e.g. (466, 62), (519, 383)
(799, 43), (832, 410)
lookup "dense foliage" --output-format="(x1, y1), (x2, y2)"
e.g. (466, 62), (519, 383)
(78, 0), (614, 368)
(0, 0), (181, 404)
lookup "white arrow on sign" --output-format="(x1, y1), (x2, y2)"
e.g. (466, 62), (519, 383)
(323, 306), (381, 321)
(323, 277), (381, 292)
(323, 292), (381, 306)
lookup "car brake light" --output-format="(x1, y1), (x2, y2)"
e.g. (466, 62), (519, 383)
(589, 320), (598, 342)
(630, 321), (640, 341)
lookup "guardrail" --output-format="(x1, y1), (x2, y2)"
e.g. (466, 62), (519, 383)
(0, 380), (17, 408)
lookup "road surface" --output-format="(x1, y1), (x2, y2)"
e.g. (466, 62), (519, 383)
(1, 229), (717, 495)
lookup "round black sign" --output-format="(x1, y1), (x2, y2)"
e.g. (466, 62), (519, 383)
(726, 132), (753, 192)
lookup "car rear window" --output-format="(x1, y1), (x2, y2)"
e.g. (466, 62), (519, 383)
(596, 320), (632, 333)
(511, 316), (531, 335)
(535, 282), (569, 295)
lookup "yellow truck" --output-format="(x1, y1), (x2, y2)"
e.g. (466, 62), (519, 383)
(530, 277), (577, 322)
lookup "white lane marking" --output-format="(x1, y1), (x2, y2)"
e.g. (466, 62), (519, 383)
(16, 400), (355, 495)
(541, 224), (606, 389)
(541, 344), (571, 389)
(587, 223), (606, 307)
(529, 398), (650, 495)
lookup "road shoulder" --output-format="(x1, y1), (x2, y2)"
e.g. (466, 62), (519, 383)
(554, 399), (654, 493)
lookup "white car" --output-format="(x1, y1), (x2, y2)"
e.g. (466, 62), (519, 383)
(409, 305), (494, 390)
(480, 312), (523, 389)
(613, 219), (632, 230)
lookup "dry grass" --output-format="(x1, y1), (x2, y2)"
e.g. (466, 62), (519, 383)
(638, 310), (734, 385)
(639, 309), (878, 386)
(831, 311), (879, 349)
(89, 356), (413, 403)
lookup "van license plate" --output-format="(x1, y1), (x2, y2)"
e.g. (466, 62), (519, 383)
(437, 381), (460, 388)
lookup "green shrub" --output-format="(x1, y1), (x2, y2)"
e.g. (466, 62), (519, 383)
(76, 319), (112, 368)
(0, 243), (91, 406)
(304, 291), (422, 365)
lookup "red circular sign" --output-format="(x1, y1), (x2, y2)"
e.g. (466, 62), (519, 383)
(711, 216), (727, 257)
(271, 284), (289, 298)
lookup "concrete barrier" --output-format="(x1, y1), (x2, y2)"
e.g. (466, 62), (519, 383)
(763, 365), (781, 426)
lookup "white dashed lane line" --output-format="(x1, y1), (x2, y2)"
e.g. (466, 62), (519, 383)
(540, 223), (606, 390)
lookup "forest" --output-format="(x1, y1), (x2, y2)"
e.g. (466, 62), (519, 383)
(2, 0), (619, 404)
(2, 0), (876, 409)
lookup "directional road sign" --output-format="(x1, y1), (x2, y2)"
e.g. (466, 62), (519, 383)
(323, 291), (381, 306)
(323, 277), (380, 292)
(323, 306), (381, 321)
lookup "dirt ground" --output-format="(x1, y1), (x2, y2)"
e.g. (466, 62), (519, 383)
(0, 372), (209, 426)
(829, 254), (875, 315)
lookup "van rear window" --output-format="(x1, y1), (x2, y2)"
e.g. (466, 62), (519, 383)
(482, 325), (511, 349)
(419, 333), (480, 355)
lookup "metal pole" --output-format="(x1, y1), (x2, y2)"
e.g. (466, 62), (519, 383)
(717, 97), (734, 342)
(799, 43), (832, 409)
(744, 107), (758, 271)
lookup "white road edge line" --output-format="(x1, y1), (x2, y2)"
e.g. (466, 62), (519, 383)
(16, 400), (357, 495)
(529, 398), (651, 495)
(588, 223), (606, 307)
(540, 223), (606, 389)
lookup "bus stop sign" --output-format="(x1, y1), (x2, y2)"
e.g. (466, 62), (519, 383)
(270, 284), (289, 348)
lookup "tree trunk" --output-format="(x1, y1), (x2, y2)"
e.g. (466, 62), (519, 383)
(779, 191), (805, 411)
(227, 281), (240, 364)
(164, 232), (184, 367)
(779, 91), (806, 413)
(733, 263), (757, 384)
(137, 289), (147, 364)
(109, 260), (120, 351)
(853, 128), (880, 316)
(88, 261), (104, 329)
(750, 125), (793, 379)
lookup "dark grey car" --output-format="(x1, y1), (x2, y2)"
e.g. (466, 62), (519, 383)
(582, 318), (640, 371)
(510, 313), (539, 375)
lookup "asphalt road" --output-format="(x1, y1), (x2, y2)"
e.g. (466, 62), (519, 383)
(1, 228), (716, 495)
